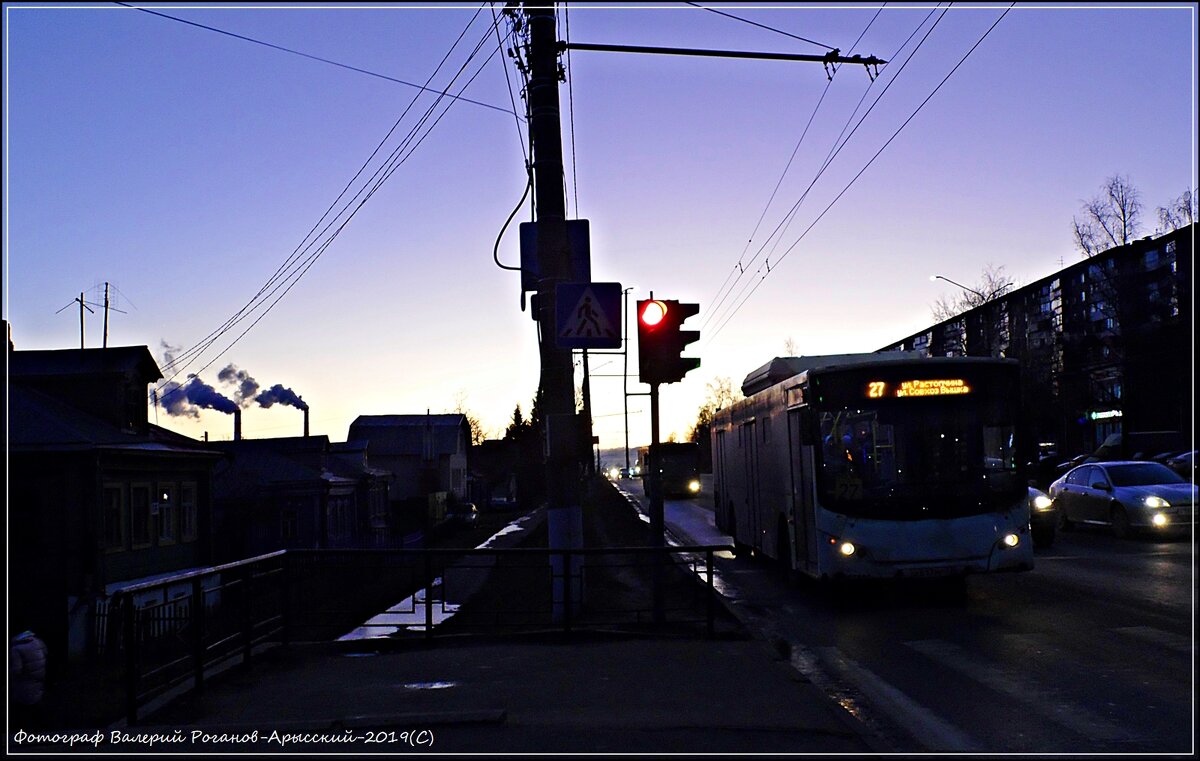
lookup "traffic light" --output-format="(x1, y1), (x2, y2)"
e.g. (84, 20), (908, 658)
(637, 299), (701, 385)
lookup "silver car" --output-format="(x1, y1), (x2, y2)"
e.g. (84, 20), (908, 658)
(1049, 461), (1196, 538)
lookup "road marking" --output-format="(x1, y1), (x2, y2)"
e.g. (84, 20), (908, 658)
(815, 646), (981, 752)
(905, 639), (1132, 742)
(1112, 626), (1194, 653)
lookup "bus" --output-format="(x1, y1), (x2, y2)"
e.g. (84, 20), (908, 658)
(640, 442), (702, 498)
(711, 353), (1033, 581)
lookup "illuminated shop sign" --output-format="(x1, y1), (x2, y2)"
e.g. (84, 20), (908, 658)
(1088, 409), (1123, 420)
(867, 379), (972, 398)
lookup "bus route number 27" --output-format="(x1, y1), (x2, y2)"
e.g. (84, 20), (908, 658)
(834, 476), (864, 500)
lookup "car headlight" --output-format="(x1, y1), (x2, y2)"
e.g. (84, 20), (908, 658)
(1144, 496), (1170, 508)
(688, 480), (701, 493)
(1033, 494), (1054, 511)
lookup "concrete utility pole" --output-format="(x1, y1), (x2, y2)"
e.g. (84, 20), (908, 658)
(525, 3), (583, 612)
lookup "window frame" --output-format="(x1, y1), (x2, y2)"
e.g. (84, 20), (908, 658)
(131, 482), (153, 549)
(102, 482), (127, 553)
(157, 482), (178, 545)
(180, 481), (198, 542)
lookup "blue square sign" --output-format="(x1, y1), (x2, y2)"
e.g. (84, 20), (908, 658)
(556, 282), (622, 349)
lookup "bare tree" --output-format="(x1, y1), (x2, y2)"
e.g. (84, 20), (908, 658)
(1157, 189), (1196, 232)
(1072, 174), (1143, 257)
(452, 390), (487, 446)
(930, 264), (1015, 321)
(783, 336), (798, 355)
(687, 376), (742, 443)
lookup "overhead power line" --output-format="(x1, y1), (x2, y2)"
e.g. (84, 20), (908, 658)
(706, 4), (1016, 345)
(113, 1), (521, 119)
(684, 2), (837, 51)
(700, 3), (897, 331)
(702, 4), (888, 333)
(154, 8), (506, 393)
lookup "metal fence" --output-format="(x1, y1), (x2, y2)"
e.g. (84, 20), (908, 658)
(103, 544), (728, 725)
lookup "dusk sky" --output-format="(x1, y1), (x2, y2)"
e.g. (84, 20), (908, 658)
(3, 3), (1195, 454)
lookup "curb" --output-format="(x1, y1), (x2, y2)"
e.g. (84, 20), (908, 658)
(611, 483), (890, 752)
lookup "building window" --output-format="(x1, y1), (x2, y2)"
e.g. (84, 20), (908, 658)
(131, 483), (152, 548)
(180, 481), (198, 542)
(103, 483), (126, 552)
(158, 483), (177, 544)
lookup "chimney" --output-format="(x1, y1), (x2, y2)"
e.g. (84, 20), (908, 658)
(234, 408), (242, 441)
(304, 407), (310, 438)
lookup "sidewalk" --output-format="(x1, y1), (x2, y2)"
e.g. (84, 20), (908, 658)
(89, 635), (873, 754)
(13, 481), (877, 754)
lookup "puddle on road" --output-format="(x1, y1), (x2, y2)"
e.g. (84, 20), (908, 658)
(339, 512), (538, 641)
(338, 578), (462, 641)
(401, 681), (458, 691)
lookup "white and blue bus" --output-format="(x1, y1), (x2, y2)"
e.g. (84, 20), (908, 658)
(712, 353), (1033, 581)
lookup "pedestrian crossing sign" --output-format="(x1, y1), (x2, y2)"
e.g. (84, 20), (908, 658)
(556, 282), (622, 349)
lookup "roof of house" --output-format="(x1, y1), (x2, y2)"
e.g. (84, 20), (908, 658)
(347, 414), (469, 457)
(8, 345), (162, 382)
(211, 441), (356, 501)
(8, 384), (217, 455)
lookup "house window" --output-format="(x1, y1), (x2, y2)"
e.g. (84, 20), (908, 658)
(103, 483), (126, 552)
(180, 481), (198, 542)
(131, 483), (152, 548)
(158, 483), (177, 544)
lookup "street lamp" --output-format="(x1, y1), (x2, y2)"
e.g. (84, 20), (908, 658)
(930, 274), (985, 300)
(930, 274), (1014, 302)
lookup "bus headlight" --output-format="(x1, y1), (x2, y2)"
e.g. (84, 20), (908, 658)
(839, 541), (856, 557)
(1001, 533), (1020, 549)
(688, 480), (701, 493)
(1144, 496), (1170, 508)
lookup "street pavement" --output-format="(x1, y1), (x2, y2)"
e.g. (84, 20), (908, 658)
(20, 485), (879, 754)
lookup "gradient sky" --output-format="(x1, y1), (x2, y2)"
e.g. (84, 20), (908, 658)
(4, 3), (1196, 455)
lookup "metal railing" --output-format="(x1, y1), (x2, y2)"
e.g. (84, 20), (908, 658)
(105, 544), (730, 725)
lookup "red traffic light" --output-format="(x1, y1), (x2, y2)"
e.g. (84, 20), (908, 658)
(637, 298), (701, 385)
(640, 299), (668, 327)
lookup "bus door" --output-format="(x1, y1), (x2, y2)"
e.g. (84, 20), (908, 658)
(787, 408), (815, 572)
(741, 420), (760, 551)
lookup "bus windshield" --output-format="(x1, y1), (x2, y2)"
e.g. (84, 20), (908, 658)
(816, 400), (1021, 519)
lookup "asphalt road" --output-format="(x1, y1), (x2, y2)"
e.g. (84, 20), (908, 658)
(613, 475), (1195, 754)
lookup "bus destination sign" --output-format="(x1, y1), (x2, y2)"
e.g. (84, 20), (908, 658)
(867, 379), (971, 398)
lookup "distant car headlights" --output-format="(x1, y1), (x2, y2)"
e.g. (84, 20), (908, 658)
(1032, 494), (1054, 511)
(1143, 496), (1171, 508)
(688, 480), (701, 493)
